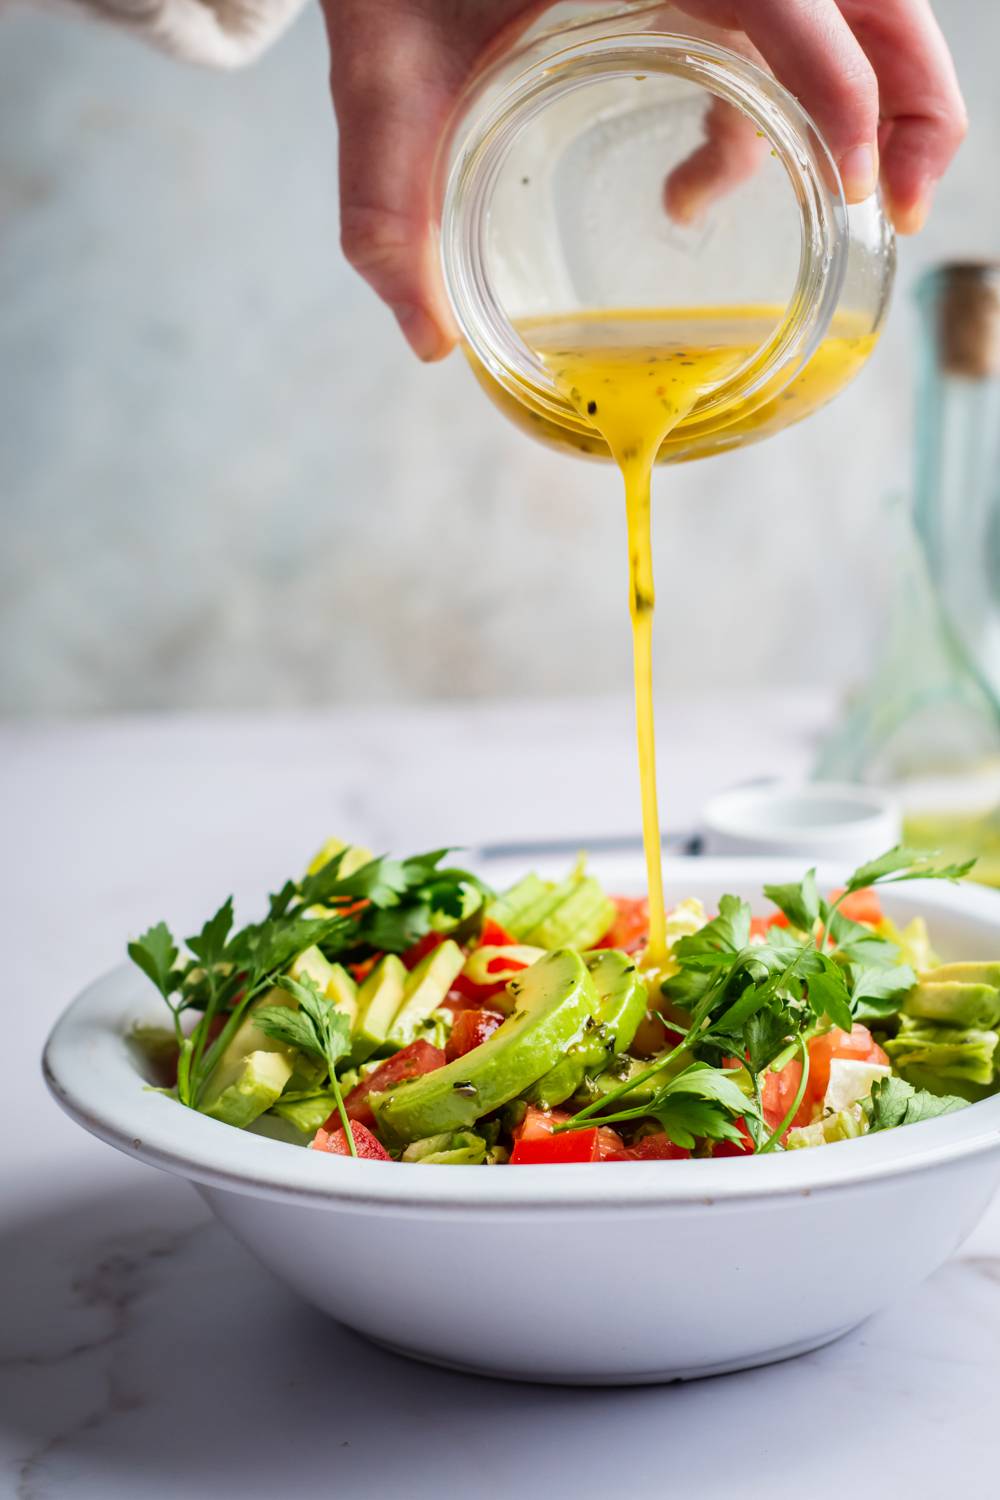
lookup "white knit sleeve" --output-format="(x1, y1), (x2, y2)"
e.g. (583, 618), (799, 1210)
(39, 0), (312, 68)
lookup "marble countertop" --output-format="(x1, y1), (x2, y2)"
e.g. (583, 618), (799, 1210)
(4, 696), (999, 1499)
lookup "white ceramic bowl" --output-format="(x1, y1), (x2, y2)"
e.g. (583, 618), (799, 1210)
(701, 781), (901, 862)
(44, 856), (1000, 1385)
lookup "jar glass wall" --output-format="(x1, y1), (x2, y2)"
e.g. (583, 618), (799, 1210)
(441, 2), (894, 464)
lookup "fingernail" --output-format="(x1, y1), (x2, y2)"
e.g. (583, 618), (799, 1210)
(839, 143), (879, 203)
(889, 189), (933, 236)
(394, 303), (448, 362)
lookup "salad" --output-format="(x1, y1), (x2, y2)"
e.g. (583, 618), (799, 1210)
(128, 840), (1000, 1164)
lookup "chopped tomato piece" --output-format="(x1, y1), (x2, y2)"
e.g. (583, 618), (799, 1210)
(510, 1108), (622, 1162)
(828, 887), (883, 927)
(510, 1129), (599, 1164)
(401, 931), (446, 970)
(805, 1023), (889, 1107)
(711, 1120), (756, 1157)
(596, 1127), (626, 1159)
(445, 1007), (504, 1062)
(311, 1121), (390, 1159)
(350, 955), (380, 984)
(513, 1105), (571, 1142)
(622, 1133), (691, 1161)
(595, 895), (649, 954)
(478, 918), (519, 949)
(340, 1040), (446, 1129)
(750, 912), (790, 939)
(762, 1023), (889, 1130)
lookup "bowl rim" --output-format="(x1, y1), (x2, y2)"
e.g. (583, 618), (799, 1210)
(43, 856), (1000, 1215)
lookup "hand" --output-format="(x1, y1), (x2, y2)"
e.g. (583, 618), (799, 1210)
(320, 0), (967, 361)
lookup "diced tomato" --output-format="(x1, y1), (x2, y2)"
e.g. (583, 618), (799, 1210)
(510, 1123), (624, 1164)
(400, 931), (447, 970)
(595, 895), (649, 954)
(750, 912), (790, 939)
(596, 1127), (626, 1159)
(340, 1040), (446, 1129)
(510, 1107), (622, 1162)
(621, 1133), (691, 1161)
(445, 1007), (504, 1062)
(805, 1023), (889, 1108)
(478, 918), (519, 949)
(711, 1120), (755, 1157)
(350, 955), (380, 983)
(513, 1105), (570, 1142)
(311, 1121), (391, 1159)
(828, 886), (883, 927)
(762, 1023), (889, 1130)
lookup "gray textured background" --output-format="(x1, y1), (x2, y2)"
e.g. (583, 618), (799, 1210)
(2, 0), (997, 715)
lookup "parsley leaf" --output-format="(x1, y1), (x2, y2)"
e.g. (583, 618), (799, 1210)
(846, 846), (976, 891)
(864, 1075), (968, 1132)
(673, 894), (752, 970)
(185, 898), (234, 969)
(256, 975), (356, 1156)
(805, 963), (854, 1033)
(850, 963), (917, 1021)
(763, 868), (820, 932)
(127, 922), (180, 999)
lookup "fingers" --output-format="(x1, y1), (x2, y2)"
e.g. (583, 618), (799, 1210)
(840, 0), (967, 232)
(690, 0), (881, 201)
(321, 0), (460, 360)
(664, 96), (769, 224)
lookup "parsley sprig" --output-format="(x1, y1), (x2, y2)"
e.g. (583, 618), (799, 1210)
(128, 845), (490, 1111)
(255, 976), (357, 1156)
(563, 845), (974, 1151)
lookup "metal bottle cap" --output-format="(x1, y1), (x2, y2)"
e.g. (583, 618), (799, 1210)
(935, 262), (1000, 377)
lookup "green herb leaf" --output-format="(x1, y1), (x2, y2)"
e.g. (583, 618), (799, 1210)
(864, 1075), (968, 1132)
(805, 964), (854, 1033)
(763, 868), (820, 932)
(274, 974), (353, 1077)
(845, 846), (976, 892)
(185, 897), (234, 968)
(850, 963), (917, 1020)
(254, 1005), (325, 1059)
(673, 894), (752, 970)
(127, 922), (180, 999)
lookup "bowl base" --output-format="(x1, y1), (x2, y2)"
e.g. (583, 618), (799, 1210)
(353, 1320), (861, 1387)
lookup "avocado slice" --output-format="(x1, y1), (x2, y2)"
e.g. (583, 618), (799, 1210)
(485, 873), (552, 938)
(923, 961), (1000, 988)
(401, 1131), (487, 1165)
(585, 950), (647, 1051)
(526, 878), (616, 951)
(198, 987), (302, 1118)
(388, 940), (465, 1046)
(351, 954), (407, 1062)
(306, 837), (374, 877)
(202, 1049), (295, 1128)
(905, 979), (1000, 1029)
(524, 951), (648, 1108)
(373, 949), (600, 1143)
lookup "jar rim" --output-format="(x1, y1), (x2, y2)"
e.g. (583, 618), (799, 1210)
(441, 28), (849, 426)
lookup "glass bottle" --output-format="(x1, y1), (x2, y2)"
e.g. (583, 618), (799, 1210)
(817, 264), (1000, 884)
(439, 1), (895, 463)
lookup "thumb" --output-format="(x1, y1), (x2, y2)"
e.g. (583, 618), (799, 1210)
(322, 0), (464, 361)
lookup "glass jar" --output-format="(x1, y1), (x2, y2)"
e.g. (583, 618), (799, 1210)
(440, 1), (895, 463)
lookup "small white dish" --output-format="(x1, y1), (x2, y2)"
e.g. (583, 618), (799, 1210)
(701, 781), (901, 862)
(43, 856), (1000, 1385)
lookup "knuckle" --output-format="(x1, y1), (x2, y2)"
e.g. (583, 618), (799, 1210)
(339, 204), (412, 275)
